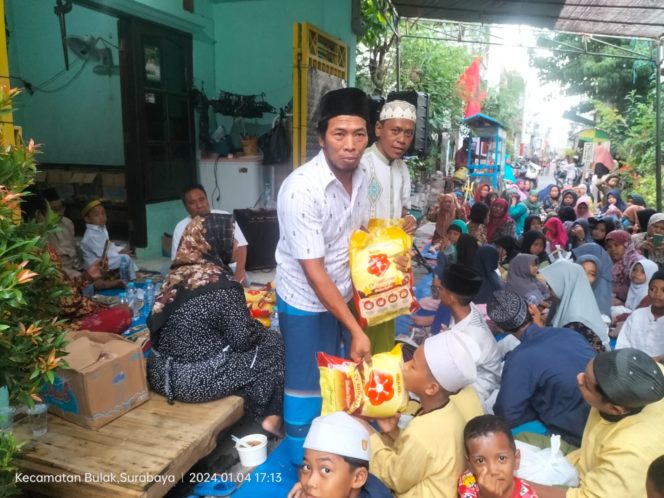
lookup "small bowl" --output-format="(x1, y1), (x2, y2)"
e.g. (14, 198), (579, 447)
(235, 433), (268, 467)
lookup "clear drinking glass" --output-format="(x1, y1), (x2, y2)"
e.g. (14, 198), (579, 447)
(27, 403), (48, 437)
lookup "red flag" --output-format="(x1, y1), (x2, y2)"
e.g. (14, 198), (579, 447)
(457, 57), (483, 118)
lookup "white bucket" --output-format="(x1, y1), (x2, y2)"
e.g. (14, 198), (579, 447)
(236, 434), (268, 467)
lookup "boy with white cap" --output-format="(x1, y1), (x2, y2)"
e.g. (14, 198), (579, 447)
(361, 98), (418, 354)
(288, 411), (393, 498)
(355, 329), (481, 497)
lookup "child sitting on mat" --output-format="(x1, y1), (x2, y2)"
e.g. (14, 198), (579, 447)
(287, 411), (393, 498)
(80, 199), (137, 281)
(458, 415), (538, 498)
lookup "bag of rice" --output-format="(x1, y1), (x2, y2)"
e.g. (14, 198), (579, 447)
(318, 344), (408, 418)
(350, 219), (415, 327)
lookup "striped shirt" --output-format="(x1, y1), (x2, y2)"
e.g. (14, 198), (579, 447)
(275, 150), (368, 312)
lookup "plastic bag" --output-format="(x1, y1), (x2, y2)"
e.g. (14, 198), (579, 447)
(515, 435), (579, 487)
(350, 219), (415, 327)
(318, 344), (408, 418)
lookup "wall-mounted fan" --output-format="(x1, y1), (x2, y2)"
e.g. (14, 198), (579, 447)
(66, 36), (119, 76)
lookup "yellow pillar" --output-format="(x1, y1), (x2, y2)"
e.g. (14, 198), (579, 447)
(0, 0), (15, 145)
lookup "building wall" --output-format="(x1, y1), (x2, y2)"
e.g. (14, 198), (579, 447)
(6, 0), (357, 258)
(6, 0), (125, 165)
(211, 0), (356, 131)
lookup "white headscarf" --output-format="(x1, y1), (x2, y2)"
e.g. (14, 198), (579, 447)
(625, 258), (659, 310)
(540, 260), (609, 345)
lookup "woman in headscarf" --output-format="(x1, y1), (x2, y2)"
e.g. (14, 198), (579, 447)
(590, 217), (615, 248)
(543, 217), (568, 252)
(467, 201), (489, 245)
(485, 191), (500, 207)
(540, 260), (608, 352)
(573, 243), (614, 317)
(506, 188), (528, 237)
(624, 258), (659, 311)
(486, 198), (516, 243)
(524, 189), (543, 217)
(474, 183), (491, 205)
(521, 230), (550, 265)
(567, 219), (593, 251)
(560, 189), (578, 209)
(472, 245), (504, 305)
(523, 214), (543, 234)
(542, 184), (561, 213)
(626, 192), (646, 207)
(605, 229), (643, 304)
(633, 212), (664, 269)
(621, 204), (644, 233)
(432, 193), (457, 247)
(432, 193), (466, 247)
(574, 195), (592, 220)
(494, 235), (521, 267)
(601, 188), (627, 214)
(505, 253), (549, 305)
(439, 219), (469, 264)
(147, 213), (284, 434)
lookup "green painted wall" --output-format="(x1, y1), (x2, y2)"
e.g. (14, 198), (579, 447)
(6, 0), (124, 165)
(211, 0), (356, 131)
(136, 199), (188, 259)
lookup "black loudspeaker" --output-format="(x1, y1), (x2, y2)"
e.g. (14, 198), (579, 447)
(386, 90), (429, 157)
(368, 95), (385, 146)
(233, 208), (280, 271)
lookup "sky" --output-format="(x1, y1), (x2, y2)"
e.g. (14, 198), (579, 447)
(486, 24), (582, 153)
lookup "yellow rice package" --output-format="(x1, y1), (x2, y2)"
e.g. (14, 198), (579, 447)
(317, 344), (408, 418)
(350, 219), (415, 327)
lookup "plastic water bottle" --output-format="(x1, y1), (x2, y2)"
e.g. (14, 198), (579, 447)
(126, 282), (140, 319)
(270, 309), (279, 332)
(119, 292), (128, 307)
(144, 279), (155, 317)
(119, 255), (130, 282)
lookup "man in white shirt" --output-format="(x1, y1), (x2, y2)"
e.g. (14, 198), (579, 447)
(275, 87), (373, 465)
(360, 99), (418, 353)
(171, 185), (248, 284)
(435, 263), (503, 408)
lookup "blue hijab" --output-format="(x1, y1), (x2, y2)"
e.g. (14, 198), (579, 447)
(572, 243), (613, 316)
(472, 245), (504, 304)
(602, 189), (626, 212)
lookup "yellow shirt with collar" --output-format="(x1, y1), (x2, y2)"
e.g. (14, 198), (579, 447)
(566, 377), (664, 498)
(370, 401), (466, 498)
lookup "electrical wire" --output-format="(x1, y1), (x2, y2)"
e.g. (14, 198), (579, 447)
(34, 58), (89, 93)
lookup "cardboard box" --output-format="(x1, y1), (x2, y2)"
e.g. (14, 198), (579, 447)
(41, 331), (149, 430)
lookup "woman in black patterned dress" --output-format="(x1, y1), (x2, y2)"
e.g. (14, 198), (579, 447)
(147, 213), (284, 435)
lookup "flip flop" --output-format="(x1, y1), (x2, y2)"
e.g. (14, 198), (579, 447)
(192, 476), (237, 497)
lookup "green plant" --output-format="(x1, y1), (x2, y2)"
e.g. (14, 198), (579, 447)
(0, 432), (23, 497)
(0, 87), (70, 495)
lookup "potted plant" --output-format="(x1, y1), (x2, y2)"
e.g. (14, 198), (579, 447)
(0, 88), (69, 496)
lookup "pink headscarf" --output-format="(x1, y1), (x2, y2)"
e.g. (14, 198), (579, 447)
(486, 198), (510, 242)
(575, 195), (592, 219)
(544, 217), (568, 250)
(605, 230), (642, 302)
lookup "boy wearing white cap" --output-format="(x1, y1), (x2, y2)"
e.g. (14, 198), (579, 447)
(288, 411), (393, 498)
(355, 329), (481, 497)
(361, 98), (418, 354)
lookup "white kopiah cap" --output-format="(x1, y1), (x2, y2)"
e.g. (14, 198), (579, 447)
(423, 330), (480, 393)
(380, 100), (417, 122)
(303, 411), (370, 461)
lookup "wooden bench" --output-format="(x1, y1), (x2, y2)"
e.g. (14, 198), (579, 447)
(16, 394), (244, 497)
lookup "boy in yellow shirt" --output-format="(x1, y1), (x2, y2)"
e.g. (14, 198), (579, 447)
(355, 330), (481, 497)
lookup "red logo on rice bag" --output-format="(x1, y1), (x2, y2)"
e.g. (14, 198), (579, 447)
(367, 254), (390, 277)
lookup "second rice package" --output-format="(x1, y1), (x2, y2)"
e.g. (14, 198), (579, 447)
(317, 344), (407, 418)
(350, 219), (414, 327)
